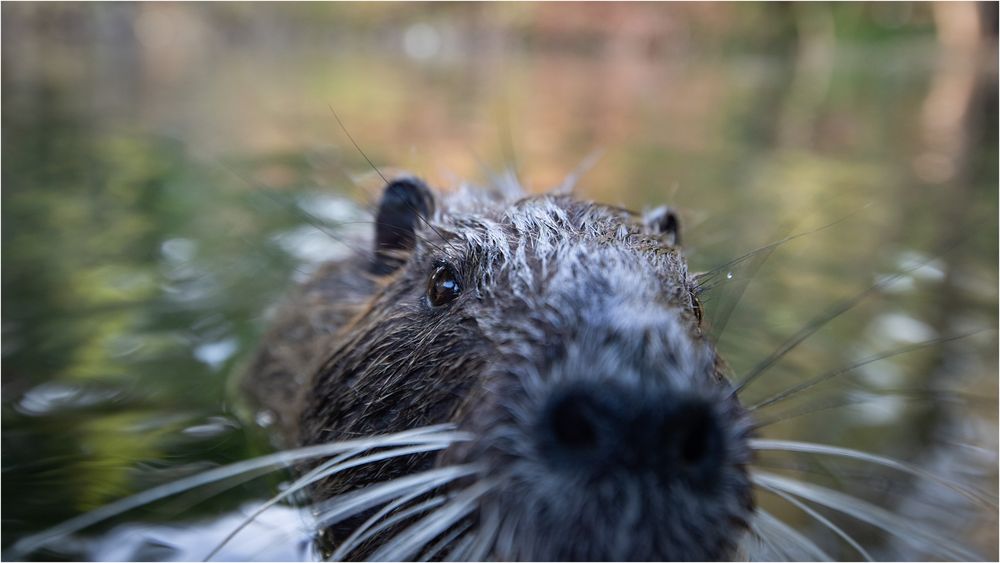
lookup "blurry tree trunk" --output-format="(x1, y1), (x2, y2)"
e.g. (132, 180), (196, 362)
(877, 2), (998, 558)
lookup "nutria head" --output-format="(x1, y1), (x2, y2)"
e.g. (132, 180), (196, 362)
(299, 177), (754, 560)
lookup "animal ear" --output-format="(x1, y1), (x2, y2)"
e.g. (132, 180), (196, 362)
(645, 206), (681, 247)
(372, 177), (436, 275)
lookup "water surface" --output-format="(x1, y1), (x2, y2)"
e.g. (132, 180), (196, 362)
(3, 3), (997, 560)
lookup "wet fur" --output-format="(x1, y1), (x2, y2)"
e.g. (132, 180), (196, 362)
(243, 178), (755, 560)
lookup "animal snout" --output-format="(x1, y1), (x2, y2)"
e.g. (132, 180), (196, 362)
(538, 382), (726, 488)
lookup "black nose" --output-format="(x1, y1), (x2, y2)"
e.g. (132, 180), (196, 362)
(539, 383), (726, 486)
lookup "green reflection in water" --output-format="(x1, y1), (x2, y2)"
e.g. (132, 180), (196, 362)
(3, 2), (997, 560)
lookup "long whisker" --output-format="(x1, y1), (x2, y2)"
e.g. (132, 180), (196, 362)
(706, 242), (777, 344)
(323, 220), (457, 255)
(751, 507), (833, 561)
(418, 519), (474, 562)
(331, 493), (447, 561)
(739, 529), (784, 562)
(553, 148), (605, 195)
(328, 106), (453, 254)
(747, 332), (982, 412)
(329, 106), (388, 185)
(493, 504), (522, 561)
(458, 503), (501, 561)
(443, 530), (480, 562)
(495, 96), (522, 192)
(240, 469), (474, 556)
(220, 161), (379, 261)
(203, 449), (362, 561)
(205, 441), (458, 560)
(752, 470), (982, 560)
(8, 425), (464, 558)
(753, 392), (862, 430)
(757, 482), (874, 561)
(731, 249), (952, 396)
(368, 480), (494, 561)
(751, 439), (996, 509)
(312, 464), (480, 531)
(751, 387), (995, 431)
(750, 457), (866, 492)
(697, 205), (869, 284)
(175, 144), (378, 278)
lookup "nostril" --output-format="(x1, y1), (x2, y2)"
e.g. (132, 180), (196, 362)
(548, 390), (599, 450)
(672, 400), (721, 468)
(539, 385), (728, 483)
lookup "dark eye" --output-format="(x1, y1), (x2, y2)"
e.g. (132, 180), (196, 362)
(427, 264), (462, 307)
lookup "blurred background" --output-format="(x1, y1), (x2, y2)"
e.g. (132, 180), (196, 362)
(2, 2), (997, 561)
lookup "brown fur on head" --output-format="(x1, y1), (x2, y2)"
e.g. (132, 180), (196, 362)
(243, 176), (753, 560)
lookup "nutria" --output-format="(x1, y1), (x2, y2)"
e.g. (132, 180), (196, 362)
(8, 174), (988, 562)
(241, 175), (755, 561)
